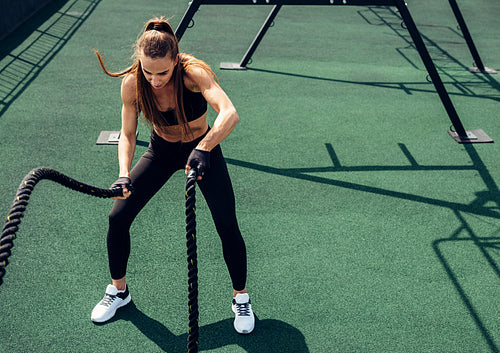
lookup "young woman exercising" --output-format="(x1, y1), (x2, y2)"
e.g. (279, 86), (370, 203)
(90, 17), (254, 334)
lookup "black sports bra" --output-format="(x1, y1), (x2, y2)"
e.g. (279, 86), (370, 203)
(159, 85), (207, 126)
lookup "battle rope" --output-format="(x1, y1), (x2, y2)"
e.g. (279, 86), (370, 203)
(185, 169), (199, 353)
(1, 167), (200, 352)
(0, 167), (124, 285)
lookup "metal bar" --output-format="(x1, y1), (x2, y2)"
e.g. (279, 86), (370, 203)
(175, 0), (203, 41)
(239, 5), (282, 68)
(447, 0), (485, 72)
(395, 0), (468, 137)
(199, 0), (395, 5)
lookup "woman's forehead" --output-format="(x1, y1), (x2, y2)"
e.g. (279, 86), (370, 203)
(140, 55), (175, 73)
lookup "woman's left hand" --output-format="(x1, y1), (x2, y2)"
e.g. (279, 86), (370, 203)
(186, 148), (210, 180)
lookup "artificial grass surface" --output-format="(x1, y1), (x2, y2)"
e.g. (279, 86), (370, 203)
(1, 0), (499, 352)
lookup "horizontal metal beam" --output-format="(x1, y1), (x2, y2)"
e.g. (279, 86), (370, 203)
(198, 0), (396, 6)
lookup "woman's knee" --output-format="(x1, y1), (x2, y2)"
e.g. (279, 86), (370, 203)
(108, 204), (133, 230)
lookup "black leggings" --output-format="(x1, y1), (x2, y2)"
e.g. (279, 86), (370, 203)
(106, 130), (247, 291)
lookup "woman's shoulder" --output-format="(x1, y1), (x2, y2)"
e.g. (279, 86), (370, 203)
(183, 69), (202, 92)
(121, 73), (137, 103)
(182, 61), (214, 93)
(122, 72), (137, 88)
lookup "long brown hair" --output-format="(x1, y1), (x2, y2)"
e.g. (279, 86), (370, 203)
(94, 17), (216, 138)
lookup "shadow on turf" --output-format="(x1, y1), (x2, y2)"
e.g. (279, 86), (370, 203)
(363, 5), (500, 95)
(246, 66), (500, 103)
(100, 301), (310, 352)
(245, 6), (500, 103)
(433, 212), (500, 353)
(226, 142), (499, 352)
(225, 144), (500, 220)
(0, 0), (102, 118)
(432, 144), (500, 353)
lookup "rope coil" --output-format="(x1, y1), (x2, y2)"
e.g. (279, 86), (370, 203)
(185, 169), (199, 353)
(0, 167), (123, 285)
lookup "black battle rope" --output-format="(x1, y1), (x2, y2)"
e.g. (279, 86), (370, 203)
(185, 169), (199, 353)
(1, 167), (200, 352)
(0, 167), (123, 285)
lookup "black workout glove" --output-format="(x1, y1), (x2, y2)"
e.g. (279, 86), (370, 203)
(110, 177), (134, 194)
(187, 148), (210, 178)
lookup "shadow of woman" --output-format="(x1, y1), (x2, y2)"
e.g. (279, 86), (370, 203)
(105, 301), (310, 352)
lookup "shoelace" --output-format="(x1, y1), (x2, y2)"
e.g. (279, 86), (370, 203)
(234, 301), (251, 317)
(99, 294), (117, 308)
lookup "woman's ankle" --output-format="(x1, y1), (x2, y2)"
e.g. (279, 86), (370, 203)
(233, 288), (247, 297)
(112, 277), (126, 291)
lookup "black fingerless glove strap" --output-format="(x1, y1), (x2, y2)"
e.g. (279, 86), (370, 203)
(187, 149), (210, 177)
(110, 177), (134, 193)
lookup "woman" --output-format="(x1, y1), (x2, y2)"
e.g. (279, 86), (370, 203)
(90, 17), (254, 335)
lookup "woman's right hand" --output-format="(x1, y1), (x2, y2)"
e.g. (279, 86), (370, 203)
(112, 186), (131, 200)
(110, 177), (133, 200)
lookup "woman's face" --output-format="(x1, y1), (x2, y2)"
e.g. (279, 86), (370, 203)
(140, 54), (177, 90)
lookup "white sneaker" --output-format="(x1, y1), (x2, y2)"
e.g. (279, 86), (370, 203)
(91, 284), (131, 323)
(232, 293), (255, 334)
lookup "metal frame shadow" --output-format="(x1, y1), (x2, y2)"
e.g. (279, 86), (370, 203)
(224, 142), (499, 352)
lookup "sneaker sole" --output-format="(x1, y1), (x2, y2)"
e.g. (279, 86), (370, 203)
(233, 325), (254, 335)
(91, 294), (131, 323)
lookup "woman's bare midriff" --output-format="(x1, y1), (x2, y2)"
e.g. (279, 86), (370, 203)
(154, 113), (209, 143)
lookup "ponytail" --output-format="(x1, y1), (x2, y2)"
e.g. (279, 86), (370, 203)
(144, 19), (176, 36)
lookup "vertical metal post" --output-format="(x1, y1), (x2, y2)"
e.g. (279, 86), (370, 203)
(396, 0), (468, 138)
(447, 0), (496, 74)
(220, 5), (282, 70)
(448, 0), (484, 71)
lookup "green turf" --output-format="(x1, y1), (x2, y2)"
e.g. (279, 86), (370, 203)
(1, 0), (499, 352)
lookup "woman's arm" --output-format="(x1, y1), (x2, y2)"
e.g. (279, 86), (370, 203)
(186, 67), (239, 152)
(118, 74), (139, 177)
(113, 74), (138, 199)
